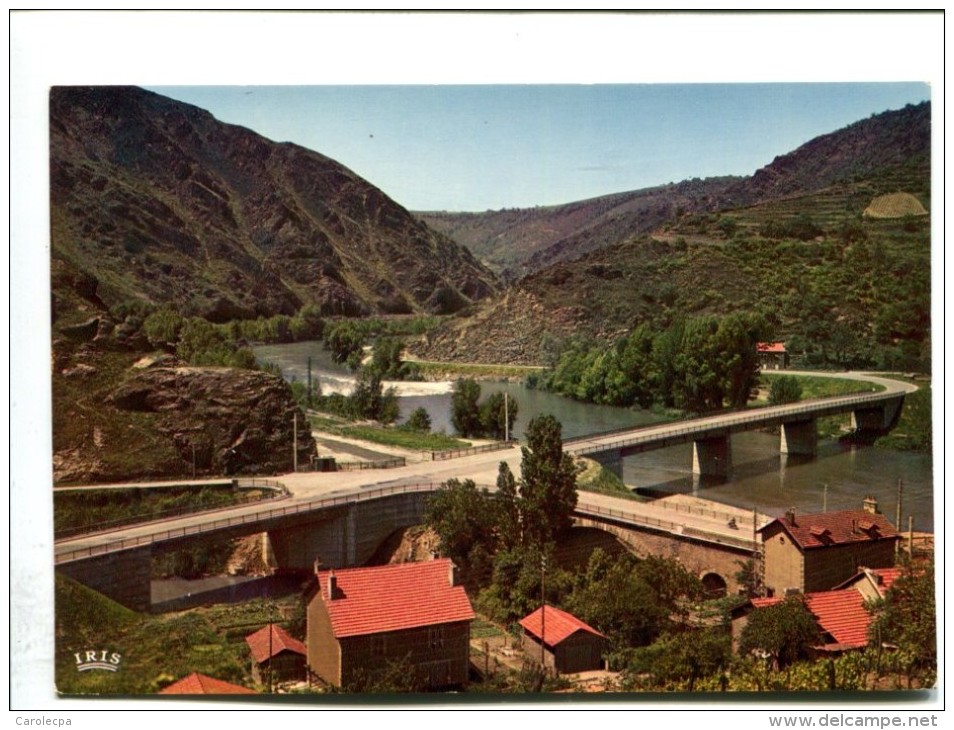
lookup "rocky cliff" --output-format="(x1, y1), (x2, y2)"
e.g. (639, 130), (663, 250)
(52, 337), (315, 485)
(50, 86), (499, 324)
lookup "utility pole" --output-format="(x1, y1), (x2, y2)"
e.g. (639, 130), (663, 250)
(504, 391), (509, 443)
(896, 479), (903, 556)
(293, 412), (298, 472)
(539, 554), (547, 669)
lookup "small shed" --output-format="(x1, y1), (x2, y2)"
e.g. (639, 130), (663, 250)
(245, 623), (307, 686)
(757, 342), (789, 370)
(519, 605), (607, 674)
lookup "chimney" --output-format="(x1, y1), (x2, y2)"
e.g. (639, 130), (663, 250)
(863, 495), (879, 514)
(327, 570), (338, 600)
(448, 561), (456, 587)
(785, 507), (797, 526)
(852, 518), (859, 534)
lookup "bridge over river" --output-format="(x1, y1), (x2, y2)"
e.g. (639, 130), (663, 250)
(54, 372), (913, 610)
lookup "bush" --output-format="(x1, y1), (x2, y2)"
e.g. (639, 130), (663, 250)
(768, 375), (803, 405)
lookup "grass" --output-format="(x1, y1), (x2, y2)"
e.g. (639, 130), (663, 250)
(55, 575), (302, 695)
(54, 485), (267, 536)
(411, 360), (546, 380)
(576, 457), (636, 499)
(759, 372), (884, 400)
(309, 414), (469, 451)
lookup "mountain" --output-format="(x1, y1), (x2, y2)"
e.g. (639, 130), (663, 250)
(50, 86), (499, 325)
(418, 102), (930, 280)
(411, 103), (931, 367)
(417, 177), (739, 280)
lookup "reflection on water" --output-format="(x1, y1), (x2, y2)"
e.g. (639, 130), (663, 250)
(254, 341), (935, 533)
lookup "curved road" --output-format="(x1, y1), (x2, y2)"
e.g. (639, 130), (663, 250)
(54, 371), (918, 562)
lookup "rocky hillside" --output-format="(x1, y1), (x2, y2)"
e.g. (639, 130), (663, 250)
(418, 177), (738, 279)
(50, 86), (499, 325)
(419, 102), (930, 280)
(52, 333), (315, 485)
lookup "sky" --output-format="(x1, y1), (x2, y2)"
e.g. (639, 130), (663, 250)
(143, 83), (930, 212)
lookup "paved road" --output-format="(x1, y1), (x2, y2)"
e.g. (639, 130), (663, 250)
(54, 371), (916, 562)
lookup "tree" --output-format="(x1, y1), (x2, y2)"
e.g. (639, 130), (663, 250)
(349, 370), (399, 424)
(739, 596), (820, 669)
(450, 378), (483, 438)
(768, 375), (803, 406)
(518, 415), (579, 547)
(424, 478), (500, 587)
(480, 391), (518, 440)
(866, 559), (936, 687)
(405, 407), (432, 432)
(495, 461), (521, 550)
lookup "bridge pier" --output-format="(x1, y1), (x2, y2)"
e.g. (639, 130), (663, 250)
(780, 418), (817, 456)
(692, 436), (731, 478)
(56, 546), (153, 612)
(852, 399), (903, 433)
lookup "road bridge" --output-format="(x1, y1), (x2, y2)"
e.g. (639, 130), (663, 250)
(566, 374), (910, 479)
(54, 372), (913, 609)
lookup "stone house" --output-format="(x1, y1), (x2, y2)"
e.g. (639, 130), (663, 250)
(305, 558), (474, 690)
(757, 341), (789, 370)
(519, 605), (607, 674)
(758, 498), (899, 596)
(245, 623), (307, 686)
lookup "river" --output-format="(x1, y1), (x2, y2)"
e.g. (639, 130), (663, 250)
(254, 341), (935, 532)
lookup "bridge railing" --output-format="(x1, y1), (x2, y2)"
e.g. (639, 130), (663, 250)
(334, 457), (407, 471)
(576, 501), (759, 552)
(566, 390), (901, 457)
(54, 481), (460, 565)
(54, 479), (289, 540)
(430, 441), (516, 461)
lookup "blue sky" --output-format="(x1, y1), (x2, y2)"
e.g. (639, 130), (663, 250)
(145, 83), (929, 212)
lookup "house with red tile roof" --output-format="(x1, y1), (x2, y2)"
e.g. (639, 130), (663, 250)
(835, 566), (903, 603)
(758, 499), (899, 596)
(519, 605), (607, 674)
(757, 341), (789, 370)
(159, 672), (256, 695)
(245, 623), (307, 686)
(305, 558), (474, 689)
(731, 589), (873, 656)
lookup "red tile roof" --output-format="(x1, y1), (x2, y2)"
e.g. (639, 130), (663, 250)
(245, 623), (306, 664)
(759, 509), (899, 550)
(316, 559), (474, 639)
(742, 590), (872, 651)
(871, 567), (902, 593)
(834, 566), (904, 596)
(159, 672), (256, 695)
(804, 590), (871, 649)
(519, 605), (605, 648)
(757, 342), (787, 353)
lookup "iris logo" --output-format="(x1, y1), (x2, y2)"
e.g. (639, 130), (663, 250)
(74, 650), (122, 672)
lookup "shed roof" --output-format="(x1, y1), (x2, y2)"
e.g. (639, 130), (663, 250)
(757, 342), (787, 354)
(740, 590), (872, 651)
(758, 509), (899, 550)
(519, 605), (605, 648)
(159, 672), (256, 695)
(315, 559), (474, 639)
(803, 589), (871, 649)
(245, 623), (306, 664)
